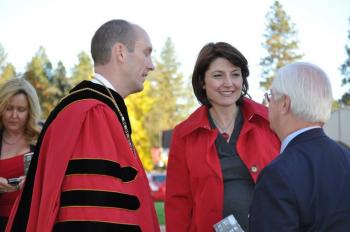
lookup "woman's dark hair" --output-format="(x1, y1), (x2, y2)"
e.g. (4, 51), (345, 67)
(192, 42), (249, 106)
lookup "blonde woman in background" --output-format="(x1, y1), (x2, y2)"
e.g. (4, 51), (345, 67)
(0, 78), (41, 231)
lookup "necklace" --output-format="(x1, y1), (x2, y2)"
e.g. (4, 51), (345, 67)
(2, 134), (23, 145)
(93, 79), (136, 155)
(211, 113), (235, 141)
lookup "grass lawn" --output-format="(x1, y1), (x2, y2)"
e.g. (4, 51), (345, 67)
(155, 201), (165, 225)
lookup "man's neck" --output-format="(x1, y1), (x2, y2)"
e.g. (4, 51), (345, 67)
(93, 67), (127, 98)
(280, 118), (322, 142)
(93, 66), (126, 98)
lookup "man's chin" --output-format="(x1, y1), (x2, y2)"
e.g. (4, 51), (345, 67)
(130, 85), (144, 95)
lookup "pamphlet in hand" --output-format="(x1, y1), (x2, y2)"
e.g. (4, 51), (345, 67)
(213, 214), (245, 232)
(23, 152), (34, 176)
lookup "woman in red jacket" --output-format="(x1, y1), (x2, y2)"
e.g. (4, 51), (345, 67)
(165, 42), (280, 232)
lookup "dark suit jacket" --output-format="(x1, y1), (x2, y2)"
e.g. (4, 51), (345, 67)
(249, 128), (350, 232)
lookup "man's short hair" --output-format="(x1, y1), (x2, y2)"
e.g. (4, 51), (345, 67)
(272, 62), (333, 123)
(91, 19), (136, 65)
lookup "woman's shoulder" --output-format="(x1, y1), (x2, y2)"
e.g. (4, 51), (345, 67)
(242, 98), (268, 121)
(173, 106), (210, 137)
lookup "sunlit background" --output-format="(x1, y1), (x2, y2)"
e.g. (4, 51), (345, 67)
(1, 0), (349, 101)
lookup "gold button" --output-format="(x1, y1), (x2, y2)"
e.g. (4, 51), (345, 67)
(251, 165), (258, 173)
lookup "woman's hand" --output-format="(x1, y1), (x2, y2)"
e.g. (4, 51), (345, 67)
(0, 176), (23, 193)
(18, 176), (25, 190)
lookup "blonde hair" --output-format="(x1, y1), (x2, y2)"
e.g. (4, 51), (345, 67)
(0, 77), (42, 144)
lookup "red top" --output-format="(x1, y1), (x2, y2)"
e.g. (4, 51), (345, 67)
(0, 154), (24, 217)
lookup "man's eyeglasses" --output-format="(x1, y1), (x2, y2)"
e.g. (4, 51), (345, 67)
(264, 91), (272, 103)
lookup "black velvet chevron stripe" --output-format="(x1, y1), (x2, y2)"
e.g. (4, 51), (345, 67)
(60, 190), (140, 210)
(66, 159), (138, 182)
(53, 221), (141, 232)
(11, 81), (132, 232)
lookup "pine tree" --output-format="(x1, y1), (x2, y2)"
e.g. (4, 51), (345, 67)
(1, 63), (16, 84)
(260, 1), (304, 90)
(146, 38), (195, 147)
(51, 61), (72, 105)
(340, 18), (350, 106)
(0, 44), (16, 85)
(126, 38), (195, 170)
(70, 51), (93, 86)
(24, 47), (57, 118)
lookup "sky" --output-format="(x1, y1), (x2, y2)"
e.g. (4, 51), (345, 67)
(0, 0), (349, 102)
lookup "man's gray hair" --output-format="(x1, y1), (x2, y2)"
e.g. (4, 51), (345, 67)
(91, 19), (136, 65)
(272, 62), (333, 123)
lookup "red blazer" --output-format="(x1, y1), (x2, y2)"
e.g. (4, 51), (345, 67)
(165, 98), (280, 232)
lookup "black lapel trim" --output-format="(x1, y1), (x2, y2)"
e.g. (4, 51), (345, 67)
(53, 221), (141, 232)
(64, 81), (132, 134)
(66, 159), (137, 182)
(60, 190), (140, 211)
(11, 81), (131, 232)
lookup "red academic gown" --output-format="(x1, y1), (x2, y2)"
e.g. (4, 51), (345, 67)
(6, 81), (159, 232)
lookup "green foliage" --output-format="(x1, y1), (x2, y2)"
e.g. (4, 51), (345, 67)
(0, 39), (195, 171)
(126, 38), (195, 170)
(146, 38), (195, 147)
(126, 81), (155, 171)
(24, 47), (73, 119)
(21, 49), (91, 120)
(260, 1), (304, 90)
(332, 100), (341, 111)
(0, 63), (16, 86)
(51, 61), (72, 105)
(70, 51), (93, 86)
(24, 47), (56, 118)
(340, 93), (350, 106)
(155, 201), (165, 225)
(340, 18), (350, 106)
(0, 44), (16, 85)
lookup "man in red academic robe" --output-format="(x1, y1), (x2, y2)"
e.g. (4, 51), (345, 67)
(6, 19), (159, 232)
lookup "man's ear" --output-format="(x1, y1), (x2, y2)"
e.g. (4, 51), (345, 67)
(113, 43), (127, 63)
(281, 95), (291, 115)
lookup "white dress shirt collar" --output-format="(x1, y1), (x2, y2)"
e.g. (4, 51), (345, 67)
(91, 73), (115, 91)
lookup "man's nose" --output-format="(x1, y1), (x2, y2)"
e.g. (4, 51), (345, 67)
(149, 59), (155, 71)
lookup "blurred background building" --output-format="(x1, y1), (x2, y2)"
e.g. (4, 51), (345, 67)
(324, 107), (350, 148)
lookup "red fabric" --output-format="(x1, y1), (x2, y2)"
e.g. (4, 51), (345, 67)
(165, 98), (281, 232)
(0, 155), (24, 217)
(6, 99), (159, 232)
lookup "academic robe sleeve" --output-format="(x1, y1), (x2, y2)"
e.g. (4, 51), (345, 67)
(165, 128), (193, 232)
(249, 164), (299, 232)
(6, 100), (159, 232)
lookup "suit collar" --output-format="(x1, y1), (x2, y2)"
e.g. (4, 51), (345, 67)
(281, 126), (321, 153)
(285, 127), (326, 150)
